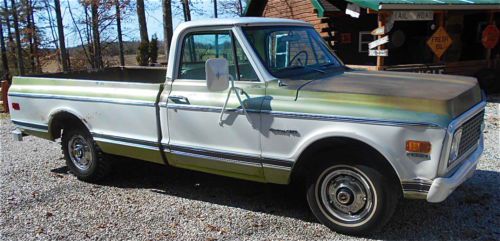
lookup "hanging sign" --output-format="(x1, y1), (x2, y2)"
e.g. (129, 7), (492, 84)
(369, 49), (388, 57)
(482, 24), (499, 49)
(393, 11), (433, 21)
(426, 26), (452, 59)
(346, 3), (360, 18)
(369, 36), (389, 49)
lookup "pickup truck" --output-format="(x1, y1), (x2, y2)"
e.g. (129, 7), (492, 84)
(8, 18), (485, 235)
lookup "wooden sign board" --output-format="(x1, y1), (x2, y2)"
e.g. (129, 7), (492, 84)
(393, 11), (433, 21)
(369, 36), (389, 49)
(427, 26), (452, 59)
(371, 26), (387, 36)
(369, 49), (388, 57)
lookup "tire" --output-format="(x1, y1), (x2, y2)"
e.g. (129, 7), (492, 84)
(61, 127), (110, 182)
(306, 159), (399, 235)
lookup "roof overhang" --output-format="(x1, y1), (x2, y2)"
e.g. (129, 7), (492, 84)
(379, 4), (500, 10)
(346, 0), (500, 11)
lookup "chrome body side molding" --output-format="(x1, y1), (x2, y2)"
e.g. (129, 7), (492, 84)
(8, 92), (156, 107)
(165, 103), (440, 128)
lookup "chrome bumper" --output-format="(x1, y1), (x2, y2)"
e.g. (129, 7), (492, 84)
(426, 137), (483, 203)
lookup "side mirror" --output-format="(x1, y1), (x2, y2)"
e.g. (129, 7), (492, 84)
(206, 58), (229, 92)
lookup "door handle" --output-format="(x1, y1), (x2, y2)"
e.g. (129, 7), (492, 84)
(168, 95), (190, 104)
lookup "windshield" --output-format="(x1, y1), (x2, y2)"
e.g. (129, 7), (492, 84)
(242, 26), (343, 79)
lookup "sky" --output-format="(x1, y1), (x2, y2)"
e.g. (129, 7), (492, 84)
(54, 0), (243, 47)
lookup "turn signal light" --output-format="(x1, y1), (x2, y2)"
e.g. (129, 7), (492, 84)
(405, 140), (431, 153)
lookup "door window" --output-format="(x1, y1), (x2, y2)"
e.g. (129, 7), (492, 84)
(178, 31), (258, 81)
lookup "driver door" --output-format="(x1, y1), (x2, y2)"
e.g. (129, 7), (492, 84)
(166, 30), (266, 182)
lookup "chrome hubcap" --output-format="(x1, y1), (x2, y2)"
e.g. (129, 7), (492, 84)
(68, 135), (93, 171)
(320, 168), (374, 223)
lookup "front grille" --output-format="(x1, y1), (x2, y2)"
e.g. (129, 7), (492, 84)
(457, 111), (484, 158)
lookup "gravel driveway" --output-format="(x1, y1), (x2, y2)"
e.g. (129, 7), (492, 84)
(1, 96), (499, 241)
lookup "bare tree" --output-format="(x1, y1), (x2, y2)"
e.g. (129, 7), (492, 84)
(181, 0), (191, 21)
(3, 0), (17, 70)
(219, 0), (244, 16)
(67, 0), (93, 68)
(27, 0), (41, 72)
(10, 0), (24, 75)
(0, 15), (9, 77)
(54, 0), (69, 71)
(24, 0), (36, 72)
(115, 0), (124, 66)
(90, 0), (103, 69)
(213, 0), (217, 18)
(136, 0), (148, 43)
(162, 0), (172, 60)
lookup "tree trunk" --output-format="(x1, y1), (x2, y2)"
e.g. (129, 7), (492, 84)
(213, 0), (217, 18)
(29, 0), (41, 72)
(115, 0), (124, 66)
(238, 0), (242, 16)
(54, 0), (69, 72)
(181, 0), (191, 21)
(10, 0), (24, 75)
(91, 1), (102, 69)
(24, 0), (36, 72)
(136, 0), (148, 43)
(162, 0), (172, 61)
(83, 4), (94, 68)
(3, 0), (17, 71)
(0, 14), (9, 77)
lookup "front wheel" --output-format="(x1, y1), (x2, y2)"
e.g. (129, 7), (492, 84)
(61, 127), (110, 182)
(306, 163), (399, 235)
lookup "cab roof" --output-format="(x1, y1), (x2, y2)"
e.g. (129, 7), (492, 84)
(175, 17), (312, 31)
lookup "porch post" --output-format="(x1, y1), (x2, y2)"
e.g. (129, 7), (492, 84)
(376, 12), (386, 70)
(434, 11), (445, 63)
(486, 11), (494, 68)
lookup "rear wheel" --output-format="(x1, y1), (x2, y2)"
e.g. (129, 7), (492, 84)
(306, 160), (399, 235)
(62, 127), (110, 182)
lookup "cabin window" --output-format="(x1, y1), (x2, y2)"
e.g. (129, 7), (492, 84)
(178, 31), (258, 81)
(358, 31), (375, 53)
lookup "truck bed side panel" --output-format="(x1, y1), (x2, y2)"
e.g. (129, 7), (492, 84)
(8, 77), (164, 164)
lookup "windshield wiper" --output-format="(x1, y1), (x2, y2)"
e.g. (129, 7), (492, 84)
(320, 62), (338, 68)
(292, 59), (326, 74)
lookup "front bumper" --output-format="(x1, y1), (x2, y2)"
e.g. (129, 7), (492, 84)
(426, 137), (483, 203)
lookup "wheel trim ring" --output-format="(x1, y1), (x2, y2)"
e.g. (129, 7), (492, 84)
(68, 135), (94, 171)
(315, 165), (378, 228)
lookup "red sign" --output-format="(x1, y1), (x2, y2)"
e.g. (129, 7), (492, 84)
(482, 24), (499, 49)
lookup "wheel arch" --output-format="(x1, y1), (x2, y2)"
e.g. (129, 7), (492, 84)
(48, 108), (92, 140)
(290, 135), (403, 193)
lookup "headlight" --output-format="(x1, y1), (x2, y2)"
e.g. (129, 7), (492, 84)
(448, 128), (463, 165)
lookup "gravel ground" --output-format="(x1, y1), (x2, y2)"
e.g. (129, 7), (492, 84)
(1, 96), (499, 241)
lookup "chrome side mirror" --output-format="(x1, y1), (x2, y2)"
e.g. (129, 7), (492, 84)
(205, 58), (229, 92)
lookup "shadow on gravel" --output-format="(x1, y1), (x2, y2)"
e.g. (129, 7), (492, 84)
(51, 157), (317, 223)
(375, 169), (499, 240)
(51, 159), (499, 240)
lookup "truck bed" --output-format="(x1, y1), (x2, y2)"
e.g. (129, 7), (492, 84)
(8, 67), (166, 164)
(29, 67), (167, 84)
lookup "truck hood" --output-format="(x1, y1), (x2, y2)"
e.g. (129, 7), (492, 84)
(282, 70), (482, 127)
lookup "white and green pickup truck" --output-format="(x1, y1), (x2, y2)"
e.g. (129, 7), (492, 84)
(8, 18), (485, 235)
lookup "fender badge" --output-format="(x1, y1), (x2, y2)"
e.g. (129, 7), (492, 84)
(269, 128), (300, 137)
